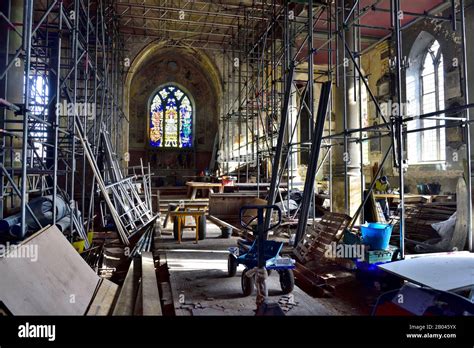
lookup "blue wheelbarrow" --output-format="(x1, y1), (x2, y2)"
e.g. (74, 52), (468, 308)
(227, 205), (295, 297)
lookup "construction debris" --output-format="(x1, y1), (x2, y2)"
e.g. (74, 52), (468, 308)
(76, 120), (158, 245)
(392, 203), (456, 240)
(278, 295), (299, 313)
(129, 226), (154, 258)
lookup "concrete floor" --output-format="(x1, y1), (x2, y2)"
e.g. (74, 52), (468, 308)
(156, 217), (354, 316)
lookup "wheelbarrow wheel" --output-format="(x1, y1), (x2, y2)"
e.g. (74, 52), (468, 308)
(241, 268), (255, 296)
(198, 215), (207, 240)
(279, 269), (294, 294)
(173, 219), (182, 240)
(228, 254), (237, 277)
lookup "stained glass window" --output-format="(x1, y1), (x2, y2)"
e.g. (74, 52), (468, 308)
(149, 85), (193, 148)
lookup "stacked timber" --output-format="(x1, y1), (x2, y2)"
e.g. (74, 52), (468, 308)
(391, 202), (457, 245)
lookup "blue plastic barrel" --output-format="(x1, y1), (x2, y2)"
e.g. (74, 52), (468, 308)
(361, 223), (393, 250)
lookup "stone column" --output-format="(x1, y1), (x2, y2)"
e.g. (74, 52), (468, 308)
(287, 83), (300, 188)
(331, 0), (362, 217)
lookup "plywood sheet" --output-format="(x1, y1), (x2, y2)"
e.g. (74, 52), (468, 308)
(453, 177), (468, 250)
(86, 279), (118, 315)
(0, 225), (100, 315)
(378, 251), (474, 291)
(208, 194), (266, 226)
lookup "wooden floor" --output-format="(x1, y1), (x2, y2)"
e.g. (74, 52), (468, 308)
(156, 217), (351, 316)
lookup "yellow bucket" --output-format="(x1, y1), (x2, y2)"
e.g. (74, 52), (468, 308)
(72, 240), (85, 253)
(72, 232), (94, 254)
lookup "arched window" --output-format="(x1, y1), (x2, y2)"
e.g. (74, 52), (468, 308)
(407, 39), (445, 163)
(420, 40), (445, 162)
(149, 85), (193, 148)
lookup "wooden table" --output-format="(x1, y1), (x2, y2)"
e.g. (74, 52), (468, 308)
(186, 182), (223, 199)
(168, 210), (206, 244)
(163, 202), (208, 228)
(374, 193), (433, 202)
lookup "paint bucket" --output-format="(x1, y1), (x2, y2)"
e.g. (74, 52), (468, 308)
(361, 223), (393, 250)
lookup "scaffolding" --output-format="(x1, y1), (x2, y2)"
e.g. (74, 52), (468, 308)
(216, 0), (473, 256)
(1, 0), (473, 256)
(0, 0), (126, 241)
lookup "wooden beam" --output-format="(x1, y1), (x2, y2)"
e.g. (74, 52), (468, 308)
(87, 279), (119, 316)
(112, 257), (140, 316)
(207, 214), (242, 234)
(141, 251), (162, 316)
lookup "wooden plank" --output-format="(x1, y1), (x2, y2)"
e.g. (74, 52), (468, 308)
(0, 225), (100, 315)
(160, 202), (209, 209)
(141, 251), (162, 316)
(208, 194), (264, 220)
(134, 282), (143, 315)
(294, 263), (332, 297)
(159, 282), (174, 307)
(86, 279), (119, 316)
(234, 182), (288, 188)
(155, 250), (189, 316)
(156, 186), (188, 196)
(169, 211), (205, 217)
(391, 192), (459, 250)
(374, 193), (431, 200)
(112, 257), (140, 316)
(452, 177), (468, 250)
(186, 182), (223, 188)
(207, 215), (243, 234)
(160, 198), (209, 203)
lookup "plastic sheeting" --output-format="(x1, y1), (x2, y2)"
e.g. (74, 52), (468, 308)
(0, 195), (69, 238)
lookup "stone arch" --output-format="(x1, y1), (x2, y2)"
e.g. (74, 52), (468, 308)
(123, 41), (223, 182)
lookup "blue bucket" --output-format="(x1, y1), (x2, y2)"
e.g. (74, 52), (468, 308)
(361, 223), (393, 250)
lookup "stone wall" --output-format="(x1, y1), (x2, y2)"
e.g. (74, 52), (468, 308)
(361, 5), (470, 195)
